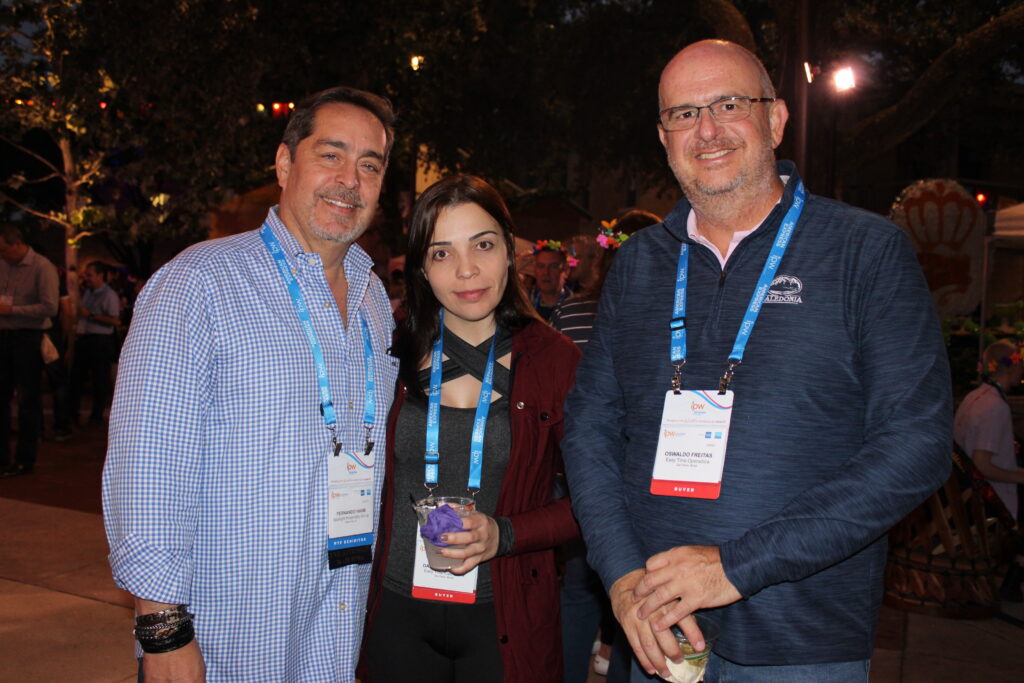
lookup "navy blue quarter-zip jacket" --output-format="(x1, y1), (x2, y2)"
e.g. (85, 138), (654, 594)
(562, 161), (952, 664)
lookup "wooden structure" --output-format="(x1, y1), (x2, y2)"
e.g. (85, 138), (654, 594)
(884, 448), (1015, 618)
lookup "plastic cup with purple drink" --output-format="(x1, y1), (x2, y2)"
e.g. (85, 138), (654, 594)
(414, 496), (476, 571)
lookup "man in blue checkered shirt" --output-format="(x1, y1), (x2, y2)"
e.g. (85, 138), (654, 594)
(103, 86), (400, 682)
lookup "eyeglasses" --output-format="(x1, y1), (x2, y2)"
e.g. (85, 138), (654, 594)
(658, 96), (775, 131)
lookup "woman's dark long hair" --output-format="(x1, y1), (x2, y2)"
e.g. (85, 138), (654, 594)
(394, 174), (541, 397)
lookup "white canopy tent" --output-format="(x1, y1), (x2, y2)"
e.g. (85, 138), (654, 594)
(993, 202), (1024, 243)
(978, 203), (1024, 372)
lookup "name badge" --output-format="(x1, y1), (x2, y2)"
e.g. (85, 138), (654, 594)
(327, 449), (375, 551)
(650, 390), (733, 499)
(411, 529), (479, 604)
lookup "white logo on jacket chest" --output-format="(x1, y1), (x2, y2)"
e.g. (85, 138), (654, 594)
(764, 275), (803, 304)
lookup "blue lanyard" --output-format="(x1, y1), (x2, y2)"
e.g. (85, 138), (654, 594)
(424, 310), (497, 494)
(359, 315), (377, 454)
(259, 223), (376, 455)
(670, 180), (806, 394)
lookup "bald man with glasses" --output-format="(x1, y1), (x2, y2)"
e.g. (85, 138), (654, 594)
(562, 40), (952, 682)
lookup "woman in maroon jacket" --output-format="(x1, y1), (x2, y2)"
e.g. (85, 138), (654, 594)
(360, 175), (580, 683)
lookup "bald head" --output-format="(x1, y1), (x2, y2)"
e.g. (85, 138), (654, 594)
(659, 40), (775, 110)
(656, 39), (787, 217)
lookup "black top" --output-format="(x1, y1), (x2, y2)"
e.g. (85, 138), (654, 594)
(383, 330), (514, 602)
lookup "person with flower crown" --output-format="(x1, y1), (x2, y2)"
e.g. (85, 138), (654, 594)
(954, 339), (1024, 601)
(551, 211), (661, 348)
(954, 340), (1023, 518)
(550, 209), (660, 682)
(529, 239), (574, 321)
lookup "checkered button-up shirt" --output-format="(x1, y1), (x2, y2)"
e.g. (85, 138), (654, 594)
(103, 208), (397, 681)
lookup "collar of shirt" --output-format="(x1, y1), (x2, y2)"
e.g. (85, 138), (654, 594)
(686, 175), (791, 268)
(86, 283), (112, 297)
(532, 284), (570, 302)
(265, 206), (375, 313)
(9, 246), (39, 269)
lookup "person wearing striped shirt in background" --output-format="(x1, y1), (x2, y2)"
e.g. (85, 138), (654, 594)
(551, 209), (661, 682)
(551, 211), (662, 348)
(103, 86), (398, 682)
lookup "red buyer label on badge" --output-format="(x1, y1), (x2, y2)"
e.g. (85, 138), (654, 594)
(649, 479), (721, 499)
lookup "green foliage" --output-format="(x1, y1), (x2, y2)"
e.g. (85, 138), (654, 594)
(1, 0), (281, 269)
(0, 0), (113, 236)
(78, 0), (278, 245)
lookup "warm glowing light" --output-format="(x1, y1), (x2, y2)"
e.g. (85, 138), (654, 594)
(256, 103), (265, 113)
(803, 62), (814, 84)
(14, 99), (23, 105)
(976, 193), (988, 205)
(833, 67), (856, 91)
(410, 55), (425, 71)
(26, 99), (34, 106)
(288, 102), (295, 110)
(99, 101), (108, 109)
(272, 102), (282, 111)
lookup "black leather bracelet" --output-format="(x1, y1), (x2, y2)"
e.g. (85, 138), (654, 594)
(138, 621), (195, 654)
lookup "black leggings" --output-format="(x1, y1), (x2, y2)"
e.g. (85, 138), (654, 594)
(365, 588), (503, 683)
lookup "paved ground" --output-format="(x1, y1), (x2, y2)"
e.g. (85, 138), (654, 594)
(1, 411), (1022, 682)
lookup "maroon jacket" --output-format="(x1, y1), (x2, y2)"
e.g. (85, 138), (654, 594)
(359, 320), (581, 683)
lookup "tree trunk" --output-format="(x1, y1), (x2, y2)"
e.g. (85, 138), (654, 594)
(59, 135), (80, 302)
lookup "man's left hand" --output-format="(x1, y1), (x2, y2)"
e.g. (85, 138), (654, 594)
(632, 545), (742, 634)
